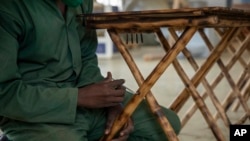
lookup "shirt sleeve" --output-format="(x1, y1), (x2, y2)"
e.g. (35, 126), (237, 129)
(0, 11), (78, 124)
(76, 0), (104, 87)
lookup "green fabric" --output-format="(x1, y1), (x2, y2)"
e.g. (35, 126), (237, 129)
(0, 0), (103, 124)
(2, 92), (181, 141)
(62, 0), (83, 7)
(0, 0), (181, 140)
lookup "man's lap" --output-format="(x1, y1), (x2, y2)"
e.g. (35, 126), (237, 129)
(1, 92), (181, 141)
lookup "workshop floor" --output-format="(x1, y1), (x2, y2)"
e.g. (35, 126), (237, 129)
(98, 46), (250, 141)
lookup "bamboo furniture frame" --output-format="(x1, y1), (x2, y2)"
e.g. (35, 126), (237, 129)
(79, 7), (250, 141)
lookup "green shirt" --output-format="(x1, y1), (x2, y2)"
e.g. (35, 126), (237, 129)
(0, 0), (103, 124)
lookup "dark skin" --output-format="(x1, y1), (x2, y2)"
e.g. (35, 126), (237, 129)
(55, 1), (134, 140)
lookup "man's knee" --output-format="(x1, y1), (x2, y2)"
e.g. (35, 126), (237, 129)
(162, 108), (181, 135)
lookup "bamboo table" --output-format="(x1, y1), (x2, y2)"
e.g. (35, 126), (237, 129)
(79, 7), (250, 141)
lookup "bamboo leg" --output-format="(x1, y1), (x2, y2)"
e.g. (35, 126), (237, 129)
(236, 114), (249, 124)
(169, 27), (231, 127)
(107, 29), (179, 141)
(172, 28), (233, 127)
(233, 84), (250, 112)
(230, 32), (250, 112)
(228, 40), (250, 111)
(175, 28), (249, 125)
(214, 43), (250, 119)
(170, 28), (240, 113)
(215, 28), (248, 68)
(214, 64), (250, 121)
(101, 27), (197, 141)
(182, 44), (250, 124)
(212, 34), (250, 119)
(156, 29), (226, 140)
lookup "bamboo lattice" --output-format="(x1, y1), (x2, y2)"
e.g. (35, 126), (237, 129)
(78, 7), (250, 141)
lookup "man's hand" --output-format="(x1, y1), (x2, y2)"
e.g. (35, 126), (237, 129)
(77, 72), (126, 108)
(104, 105), (134, 141)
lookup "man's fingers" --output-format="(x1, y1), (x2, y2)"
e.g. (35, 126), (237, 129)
(108, 79), (125, 89)
(111, 135), (129, 141)
(103, 72), (113, 82)
(105, 113), (116, 134)
(106, 72), (112, 81)
(120, 118), (134, 136)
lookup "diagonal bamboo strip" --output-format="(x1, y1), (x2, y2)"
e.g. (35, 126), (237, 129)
(227, 41), (248, 70)
(106, 29), (179, 141)
(170, 27), (240, 113)
(184, 51), (249, 127)
(176, 28), (231, 127)
(213, 34), (250, 118)
(234, 84), (250, 112)
(201, 33), (250, 121)
(215, 27), (248, 68)
(168, 28), (199, 70)
(156, 29), (226, 140)
(211, 34), (250, 92)
(234, 82), (250, 124)
(101, 27), (197, 141)
(182, 33), (250, 126)
(169, 27), (231, 127)
(233, 82), (250, 112)
(174, 58), (226, 140)
(214, 64), (250, 121)
(215, 28), (250, 111)
(210, 42), (250, 118)
(236, 114), (249, 125)
(215, 30), (250, 112)
(229, 44), (250, 112)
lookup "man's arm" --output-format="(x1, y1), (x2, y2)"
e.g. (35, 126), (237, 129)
(0, 8), (78, 125)
(76, 0), (104, 87)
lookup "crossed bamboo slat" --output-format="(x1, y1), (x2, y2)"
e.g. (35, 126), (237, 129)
(104, 28), (180, 141)
(101, 27), (197, 141)
(167, 27), (232, 128)
(156, 28), (229, 140)
(181, 29), (250, 127)
(80, 7), (250, 141)
(212, 28), (250, 122)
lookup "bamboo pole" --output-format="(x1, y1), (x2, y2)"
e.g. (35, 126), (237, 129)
(233, 84), (250, 112)
(214, 28), (250, 113)
(105, 29), (179, 141)
(183, 32), (250, 125)
(169, 27), (231, 127)
(170, 27), (240, 113)
(211, 37), (250, 117)
(85, 16), (218, 33)
(214, 65), (250, 121)
(169, 28), (231, 127)
(156, 29), (226, 140)
(101, 27), (197, 141)
(213, 34), (250, 120)
(216, 28), (248, 68)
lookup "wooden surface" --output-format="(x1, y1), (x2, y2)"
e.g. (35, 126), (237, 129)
(79, 7), (250, 32)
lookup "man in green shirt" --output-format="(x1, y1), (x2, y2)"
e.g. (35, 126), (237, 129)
(0, 0), (181, 140)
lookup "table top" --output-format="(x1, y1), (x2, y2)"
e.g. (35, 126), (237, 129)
(78, 7), (250, 33)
